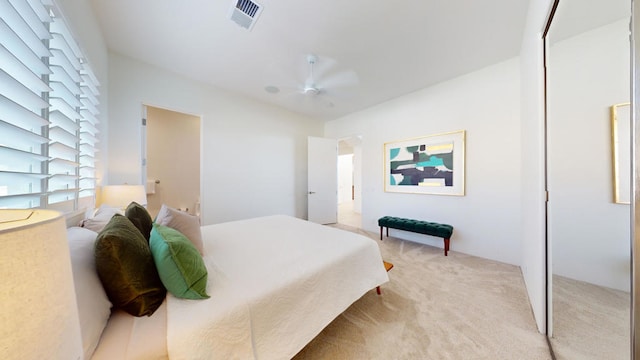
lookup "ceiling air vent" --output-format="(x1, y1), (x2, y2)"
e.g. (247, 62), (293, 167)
(229, 0), (263, 31)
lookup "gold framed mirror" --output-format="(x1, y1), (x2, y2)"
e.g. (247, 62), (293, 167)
(612, 102), (631, 204)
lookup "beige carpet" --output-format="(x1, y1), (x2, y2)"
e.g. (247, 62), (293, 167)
(550, 275), (629, 360)
(293, 225), (551, 360)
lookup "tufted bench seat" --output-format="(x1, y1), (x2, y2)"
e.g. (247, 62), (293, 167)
(378, 216), (454, 256)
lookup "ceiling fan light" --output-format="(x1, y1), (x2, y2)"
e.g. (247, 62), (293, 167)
(303, 86), (320, 96)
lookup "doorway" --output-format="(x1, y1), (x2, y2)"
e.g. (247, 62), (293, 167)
(337, 136), (362, 228)
(143, 105), (201, 219)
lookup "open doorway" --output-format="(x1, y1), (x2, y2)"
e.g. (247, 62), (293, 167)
(143, 105), (201, 219)
(337, 136), (362, 228)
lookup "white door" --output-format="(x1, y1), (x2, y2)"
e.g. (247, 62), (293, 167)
(308, 136), (337, 224)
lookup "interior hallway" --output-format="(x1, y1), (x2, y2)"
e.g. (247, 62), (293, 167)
(338, 200), (361, 229)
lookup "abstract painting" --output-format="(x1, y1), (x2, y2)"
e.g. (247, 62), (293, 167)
(384, 130), (465, 195)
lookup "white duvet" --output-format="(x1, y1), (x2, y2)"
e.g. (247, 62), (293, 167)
(166, 215), (389, 360)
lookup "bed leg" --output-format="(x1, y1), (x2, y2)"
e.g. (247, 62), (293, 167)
(377, 261), (393, 295)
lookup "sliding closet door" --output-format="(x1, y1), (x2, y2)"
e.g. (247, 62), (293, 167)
(632, 1), (640, 357)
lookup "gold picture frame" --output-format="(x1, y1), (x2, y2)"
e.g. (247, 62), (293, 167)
(611, 102), (631, 204)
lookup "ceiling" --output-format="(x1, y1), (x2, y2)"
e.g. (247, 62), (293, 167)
(549, 0), (630, 44)
(90, 0), (533, 121)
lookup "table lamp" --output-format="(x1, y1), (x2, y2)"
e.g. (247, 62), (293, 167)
(100, 184), (147, 210)
(0, 209), (83, 360)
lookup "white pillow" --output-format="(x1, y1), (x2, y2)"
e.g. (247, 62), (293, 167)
(67, 226), (112, 359)
(79, 205), (123, 233)
(154, 204), (204, 254)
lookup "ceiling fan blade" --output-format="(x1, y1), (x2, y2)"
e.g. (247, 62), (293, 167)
(312, 55), (338, 80)
(278, 85), (305, 97)
(317, 69), (359, 90)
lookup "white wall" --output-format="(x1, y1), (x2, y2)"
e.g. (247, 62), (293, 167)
(548, 20), (631, 291)
(338, 155), (353, 204)
(353, 144), (363, 213)
(326, 58), (522, 265)
(107, 53), (323, 225)
(519, 0), (555, 333)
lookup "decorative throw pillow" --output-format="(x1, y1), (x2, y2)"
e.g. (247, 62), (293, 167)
(94, 214), (166, 316)
(67, 227), (112, 359)
(79, 204), (122, 233)
(155, 204), (204, 254)
(149, 224), (209, 300)
(125, 201), (153, 241)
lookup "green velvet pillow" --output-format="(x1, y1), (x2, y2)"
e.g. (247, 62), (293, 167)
(149, 224), (209, 300)
(125, 201), (153, 241)
(94, 214), (166, 316)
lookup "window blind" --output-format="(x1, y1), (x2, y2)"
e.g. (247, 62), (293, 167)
(78, 64), (100, 206)
(0, 0), (100, 211)
(0, 0), (51, 209)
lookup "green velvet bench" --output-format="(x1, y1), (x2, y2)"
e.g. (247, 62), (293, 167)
(378, 216), (454, 256)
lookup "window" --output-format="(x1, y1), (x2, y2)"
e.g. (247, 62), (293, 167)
(0, 0), (100, 212)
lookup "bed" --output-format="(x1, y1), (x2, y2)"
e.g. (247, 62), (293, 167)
(70, 212), (389, 359)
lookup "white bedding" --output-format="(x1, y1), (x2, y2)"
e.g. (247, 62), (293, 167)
(93, 215), (388, 359)
(92, 301), (167, 360)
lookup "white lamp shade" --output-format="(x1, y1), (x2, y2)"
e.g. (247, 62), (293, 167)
(100, 185), (147, 209)
(0, 210), (83, 360)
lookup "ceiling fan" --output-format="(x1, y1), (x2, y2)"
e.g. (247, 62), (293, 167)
(269, 54), (359, 107)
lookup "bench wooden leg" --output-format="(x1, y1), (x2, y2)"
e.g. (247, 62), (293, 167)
(444, 238), (450, 256)
(376, 286), (381, 295)
(379, 226), (389, 240)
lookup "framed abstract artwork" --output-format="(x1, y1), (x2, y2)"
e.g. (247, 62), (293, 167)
(611, 103), (630, 204)
(384, 130), (465, 195)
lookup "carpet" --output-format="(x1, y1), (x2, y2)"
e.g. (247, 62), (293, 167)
(293, 224), (551, 359)
(550, 275), (629, 359)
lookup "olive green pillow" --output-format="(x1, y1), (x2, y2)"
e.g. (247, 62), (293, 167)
(125, 201), (153, 241)
(95, 214), (166, 316)
(149, 224), (209, 300)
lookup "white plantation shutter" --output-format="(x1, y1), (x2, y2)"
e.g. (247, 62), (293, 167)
(0, 0), (100, 210)
(0, 0), (51, 208)
(48, 11), (81, 210)
(78, 65), (100, 200)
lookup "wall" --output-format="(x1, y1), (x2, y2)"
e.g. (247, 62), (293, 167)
(338, 155), (353, 204)
(353, 144), (363, 213)
(107, 53), (323, 225)
(548, 20), (631, 291)
(326, 58), (522, 265)
(519, 0), (555, 333)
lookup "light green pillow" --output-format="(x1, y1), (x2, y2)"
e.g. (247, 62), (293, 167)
(149, 224), (209, 299)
